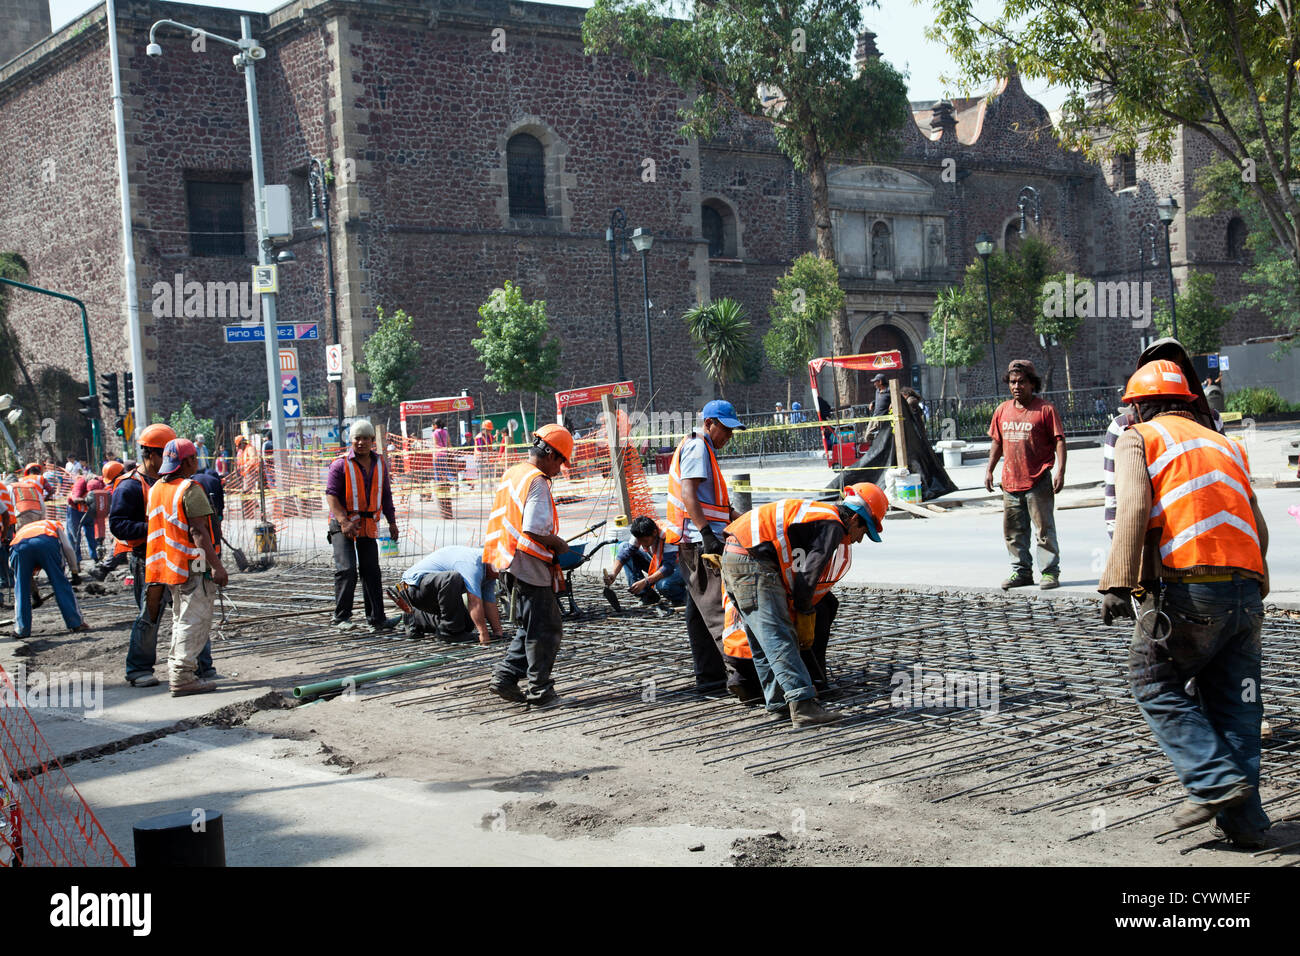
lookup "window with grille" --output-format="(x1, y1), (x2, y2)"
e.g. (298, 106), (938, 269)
(186, 181), (246, 257)
(1226, 217), (1248, 261)
(507, 134), (546, 218)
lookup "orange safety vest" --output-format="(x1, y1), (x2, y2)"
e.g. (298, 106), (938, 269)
(721, 588), (751, 659)
(12, 517), (64, 546)
(333, 454), (387, 539)
(0, 481), (12, 527)
(12, 477), (44, 517)
(645, 519), (682, 577)
(666, 433), (730, 537)
(112, 470), (154, 556)
(483, 462), (559, 575)
(145, 478), (204, 586)
(1133, 414), (1264, 576)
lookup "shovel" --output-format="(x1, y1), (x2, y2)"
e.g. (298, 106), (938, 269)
(222, 534), (249, 572)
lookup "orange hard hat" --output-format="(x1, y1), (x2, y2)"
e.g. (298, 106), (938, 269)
(481, 420), (494, 430)
(533, 423), (574, 463)
(138, 422), (177, 449)
(1122, 359), (1196, 404)
(24, 462), (41, 475)
(102, 461), (125, 483)
(234, 434), (247, 446)
(843, 482), (888, 542)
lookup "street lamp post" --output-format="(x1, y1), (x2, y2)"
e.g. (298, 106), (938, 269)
(147, 16), (286, 453)
(1137, 222), (1159, 329)
(1017, 185), (1041, 238)
(606, 208), (631, 381)
(1156, 195), (1180, 340)
(631, 228), (654, 420)
(975, 233), (998, 392)
(308, 158), (345, 448)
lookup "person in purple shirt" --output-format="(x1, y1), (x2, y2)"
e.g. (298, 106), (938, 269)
(325, 420), (399, 632)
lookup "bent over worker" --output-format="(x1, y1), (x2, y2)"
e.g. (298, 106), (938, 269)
(667, 399), (745, 692)
(389, 544), (504, 644)
(484, 424), (572, 708)
(8, 518), (89, 640)
(325, 420), (399, 632)
(720, 485), (885, 728)
(1099, 359), (1271, 849)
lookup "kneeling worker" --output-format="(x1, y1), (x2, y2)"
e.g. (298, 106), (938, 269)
(720, 484), (886, 727)
(484, 424), (573, 707)
(603, 515), (686, 607)
(388, 544), (504, 644)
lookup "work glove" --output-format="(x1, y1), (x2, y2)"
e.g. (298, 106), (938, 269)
(699, 526), (724, 557)
(795, 611), (817, 650)
(1101, 589), (1135, 626)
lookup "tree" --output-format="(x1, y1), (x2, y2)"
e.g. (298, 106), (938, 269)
(151, 402), (216, 448)
(583, 0), (912, 401)
(1150, 270), (1233, 356)
(683, 297), (755, 398)
(473, 281), (561, 426)
(358, 305), (422, 408)
(765, 253), (843, 405)
(1035, 273), (1085, 394)
(931, 0), (1300, 275)
(920, 286), (983, 401)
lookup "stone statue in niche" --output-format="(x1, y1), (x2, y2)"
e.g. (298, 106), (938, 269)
(926, 223), (946, 268)
(871, 222), (892, 271)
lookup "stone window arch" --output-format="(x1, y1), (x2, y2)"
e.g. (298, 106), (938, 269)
(702, 198), (741, 258)
(1003, 219), (1021, 253)
(1226, 216), (1248, 262)
(492, 118), (573, 230)
(507, 134), (546, 217)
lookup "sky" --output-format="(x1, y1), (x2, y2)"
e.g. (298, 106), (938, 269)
(48, 0), (1068, 113)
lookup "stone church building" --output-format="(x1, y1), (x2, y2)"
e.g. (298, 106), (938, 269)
(0, 0), (1266, 442)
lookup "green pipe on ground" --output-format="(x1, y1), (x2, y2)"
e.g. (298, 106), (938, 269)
(292, 652), (469, 700)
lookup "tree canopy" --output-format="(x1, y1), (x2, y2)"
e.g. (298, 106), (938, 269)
(358, 305), (423, 408)
(473, 281), (561, 402)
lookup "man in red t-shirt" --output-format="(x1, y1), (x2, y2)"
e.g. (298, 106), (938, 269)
(985, 359), (1066, 590)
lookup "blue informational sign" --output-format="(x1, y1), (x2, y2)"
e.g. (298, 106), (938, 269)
(1208, 354), (1219, 368)
(282, 375), (299, 395)
(283, 396), (301, 418)
(358, 392), (373, 403)
(224, 323), (319, 343)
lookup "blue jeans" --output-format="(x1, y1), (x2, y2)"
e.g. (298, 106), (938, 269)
(126, 582), (213, 681)
(1129, 578), (1268, 832)
(68, 508), (98, 564)
(720, 551), (816, 711)
(9, 535), (83, 637)
(618, 546), (687, 605)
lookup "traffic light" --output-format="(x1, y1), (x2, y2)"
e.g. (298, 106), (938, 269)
(114, 415), (126, 438)
(100, 372), (120, 413)
(123, 372), (134, 411)
(77, 393), (101, 419)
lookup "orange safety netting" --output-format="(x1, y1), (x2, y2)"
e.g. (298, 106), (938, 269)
(0, 665), (129, 867)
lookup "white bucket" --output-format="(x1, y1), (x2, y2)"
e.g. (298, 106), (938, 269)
(897, 474), (923, 503)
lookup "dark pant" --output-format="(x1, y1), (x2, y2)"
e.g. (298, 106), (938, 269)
(621, 549), (687, 605)
(68, 508), (98, 563)
(332, 522), (385, 626)
(129, 551), (146, 609)
(407, 570), (475, 640)
(125, 583), (214, 681)
(1130, 578), (1268, 832)
(493, 579), (562, 698)
(677, 540), (731, 689)
(1003, 472), (1060, 577)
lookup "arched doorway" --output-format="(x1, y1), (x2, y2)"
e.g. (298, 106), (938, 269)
(857, 323), (913, 401)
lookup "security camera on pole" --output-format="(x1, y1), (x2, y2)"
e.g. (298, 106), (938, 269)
(147, 16), (287, 456)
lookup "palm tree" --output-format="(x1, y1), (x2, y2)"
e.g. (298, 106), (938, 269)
(682, 298), (754, 398)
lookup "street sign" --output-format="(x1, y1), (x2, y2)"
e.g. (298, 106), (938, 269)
(283, 396), (301, 419)
(1208, 354), (1219, 368)
(279, 347), (300, 418)
(358, 392), (372, 403)
(326, 343), (343, 381)
(224, 323), (318, 343)
(1219, 355), (1230, 371)
(252, 264), (278, 295)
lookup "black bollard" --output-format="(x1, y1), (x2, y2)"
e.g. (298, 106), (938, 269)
(732, 473), (752, 514)
(133, 809), (226, 866)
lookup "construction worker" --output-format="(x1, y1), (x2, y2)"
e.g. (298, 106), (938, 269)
(325, 420), (400, 632)
(484, 424), (572, 707)
(8, 517), (89, 640)
(667, 399), (745, 693)
(122, 426), (218, 687)
(11, 463), (49, 529)
(603, 515), (686, 607)
(719, 485), (884, 726)
(387, 545), (504, 644)
(0, 474), (13, 608)
(1099, 359), (1271, 849)
(142, 439), (228, 696)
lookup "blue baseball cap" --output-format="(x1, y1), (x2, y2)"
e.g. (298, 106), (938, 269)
(701, 399), (745, 430)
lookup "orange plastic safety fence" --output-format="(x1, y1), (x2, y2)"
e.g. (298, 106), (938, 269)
(0, 665), (129, 867)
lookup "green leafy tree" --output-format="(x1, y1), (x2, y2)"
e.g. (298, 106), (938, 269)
(152, 402), (216, 448)
(921, 286), (985, 401)
(1150, 270), (1233, 356)
(473, 281), (561, 425)
(931, 0), (1300, 274)
(584, 0), (911, 401)
(683, 298), (755, 398)
(765, 253), (843, 405)
(1035, 274), (1085, 394)
(358, 305), (422, 408)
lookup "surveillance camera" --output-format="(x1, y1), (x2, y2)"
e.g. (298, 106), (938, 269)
(146, 42), (163, 57)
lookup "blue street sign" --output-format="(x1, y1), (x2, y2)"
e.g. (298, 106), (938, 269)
(283, 396), (301, 418)
(1208, 354), (1219, 368)
(282, 375), (299, 395)
(358, 392), (373, 403)
(224, 323), (319, 343)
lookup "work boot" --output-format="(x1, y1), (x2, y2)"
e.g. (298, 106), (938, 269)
(1171, 786), (1253, 829)
(1001, 571), (1034, 590)
(489, 680), (528, 704)
(1039, 574), (1060, 590)
(528, 688), (562, 709)
(1209, 822), (1268, 850)
(790, 699), (838, 728)
(171, 678), (218, 698)
(127, 673), (160, 688)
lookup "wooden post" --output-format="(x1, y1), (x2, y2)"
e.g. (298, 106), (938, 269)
(890, 378), (909, 470)
(601, 395), (633, 518)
